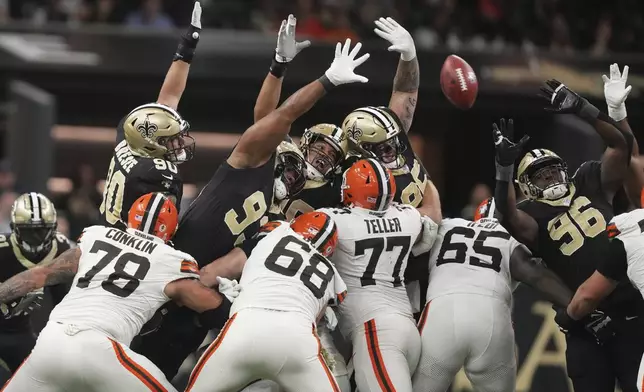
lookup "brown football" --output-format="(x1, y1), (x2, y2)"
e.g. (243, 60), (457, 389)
(440, 55), (478, 110)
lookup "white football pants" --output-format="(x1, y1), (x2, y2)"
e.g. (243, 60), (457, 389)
(412, 294), (517, 392)
(2, 321), (175, 392)
(350, 313), (421, 392)
(185, 308), (340, 392)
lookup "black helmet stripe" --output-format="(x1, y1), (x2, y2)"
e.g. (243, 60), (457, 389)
(141, 193), (165, 234)
(366, 158), (390, 211)
(356, 107), (394, 132)
(29, 192), (41, 221)
(311, 215), (336, 251)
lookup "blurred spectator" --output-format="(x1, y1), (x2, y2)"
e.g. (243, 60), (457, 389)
(316, 0), (359, 42)
(65, 164), (101, 240)
(125, 0), (174, 29)
(0, 161), (15, 196)
(461, 183), (492, 220)
(0, 191), (16, 233)
(56, 211), (71, 239)
(82, 0), (120, 24)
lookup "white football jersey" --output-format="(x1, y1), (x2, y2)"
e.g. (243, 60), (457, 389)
(608, 209), (644, 295)
(49, 225), (199, 345)
(426, 218), (521, 305)
(231, 221), (347, 323)
(318, 205), (422, 334)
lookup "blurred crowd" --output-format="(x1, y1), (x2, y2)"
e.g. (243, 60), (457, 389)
(0, 0), (642, 54)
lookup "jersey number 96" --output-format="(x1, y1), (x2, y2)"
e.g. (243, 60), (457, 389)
(547, 196), (605, 256)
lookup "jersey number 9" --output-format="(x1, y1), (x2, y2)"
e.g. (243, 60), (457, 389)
(99, 158), (125, 225)
(225, 191), (268, 246)
(547, 196), (606, 256)
(264, 235), (335, 299)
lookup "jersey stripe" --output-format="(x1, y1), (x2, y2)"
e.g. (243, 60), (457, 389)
(366, 158), (389, 211)
(313, 325), (341, 392)
(109, 339), (167, 392)
(142, 193), (164, 234)
(186, 313), (238, 391)
(364, 319), (396, 392)
(180, 260), (200, 274)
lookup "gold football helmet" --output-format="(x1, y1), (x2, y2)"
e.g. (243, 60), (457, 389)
(517, 149), (570, 201)
(11, 192), (57, 258)
(274, 141), (307, 201)
(300, 123), (349, 181)
(123, 103), (195, 164)
(342, 106), (406, 169)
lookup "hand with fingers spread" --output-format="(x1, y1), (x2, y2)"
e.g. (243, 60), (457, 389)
(323, 39), (370, 87)
(174, 1), (202, 63)
(373, 17), (416, 61)
(492, 118), (530, 168)
(275, 14), (311, 64)
(603, 63), (632, 121)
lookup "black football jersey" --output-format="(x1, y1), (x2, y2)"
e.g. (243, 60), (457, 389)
(519, 161), (643, 315)
(172, 155), (276, 267)
(0, 232), (71, 332)
(276, 174), (343, 221)
(99, 140), (183, 229)
(390, 131), (430, 207)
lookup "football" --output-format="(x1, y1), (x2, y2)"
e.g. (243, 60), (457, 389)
(440, 55), (478, 110)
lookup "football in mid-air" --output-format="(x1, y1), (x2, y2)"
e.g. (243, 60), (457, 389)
(440, 55), (478, 110)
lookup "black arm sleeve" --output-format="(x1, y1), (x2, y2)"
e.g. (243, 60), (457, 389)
(597, 238), (628, 281)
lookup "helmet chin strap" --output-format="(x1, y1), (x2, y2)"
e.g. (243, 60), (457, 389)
(274, 179), (288, 201)
(542, 184), (569, 200)
(305, 162), (324, 181)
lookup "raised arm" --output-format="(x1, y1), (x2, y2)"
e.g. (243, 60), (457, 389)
(540, 79), (633, 200)
(416, 180), (442, 224)
(200, 247), (248, 287)
(0, 248), (80, 304)
(254, 14), (311, 123)
(156, 2), (202, 110)
(602, 63), (644, 207)
(509, 245), (572, 308)
(374, 17), (419, 133)
(227, 39), (370, 170)
(492, 118), (539, 248)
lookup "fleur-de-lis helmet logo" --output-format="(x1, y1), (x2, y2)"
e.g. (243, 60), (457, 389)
(347, 122), (363, 143)
(137, 116), (158, 139)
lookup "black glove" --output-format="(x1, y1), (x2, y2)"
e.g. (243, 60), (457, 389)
(492, 118), (530, 167)
(583, 310), (616, 345)
(554, 306), (578, 334)
(6, 290), (44, 319)
(539, 79), (599, 123)
(173, 2), (202, 63)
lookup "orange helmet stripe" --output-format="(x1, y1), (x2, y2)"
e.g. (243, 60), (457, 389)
(365, 158), (390, 211)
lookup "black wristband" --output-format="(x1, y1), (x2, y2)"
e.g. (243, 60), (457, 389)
(197, 296), (232, 329)
(174, 26), (201, 64)
(270, 54), (288, 78)
(318, 75), (335, 92)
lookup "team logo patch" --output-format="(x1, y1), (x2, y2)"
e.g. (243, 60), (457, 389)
(137, 116), (158, 139)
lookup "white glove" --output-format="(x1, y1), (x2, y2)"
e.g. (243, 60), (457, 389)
(412, 216), (439, 256)
(602, 63), (631, 122)
(216, 277), (241, 303)
(191, 1), (202, 30)
(374, 17), (416, 61)
(324, 39), (370, 86)
(275, 14), (311, 63)
(324, 306), (338, 331)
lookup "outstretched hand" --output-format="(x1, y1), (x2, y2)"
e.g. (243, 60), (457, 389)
(539, 79), (585, 114)
(275, 14), (311, 63)
(324, 39), (370, 86)
(492, 118), (530, 167)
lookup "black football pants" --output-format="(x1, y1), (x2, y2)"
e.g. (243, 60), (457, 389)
(565, 315), (644, 392)
(0, 330), (36, 375)
(130, 306), (210, 380)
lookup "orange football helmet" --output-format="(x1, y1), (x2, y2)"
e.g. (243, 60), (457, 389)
(127, 193), (178, 242)
(291, 211), (338, 257)
(341, 158), (396, 211)
(474, 197), (498, 221)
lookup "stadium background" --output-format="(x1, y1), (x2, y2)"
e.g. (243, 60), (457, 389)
(2, 0), (644, 391)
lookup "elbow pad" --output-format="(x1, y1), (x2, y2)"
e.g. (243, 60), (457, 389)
(412, 216), (439, 256)
(197, 296), (232, 330)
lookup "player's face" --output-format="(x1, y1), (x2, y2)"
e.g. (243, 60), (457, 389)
(15, 224), (54, 251)
(531, 164), (565, 189)
(365, 138), (398, 164)
(160, 131), (195, 163)
(281, 154), (307, 195)
(306, 140), (339, 176)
